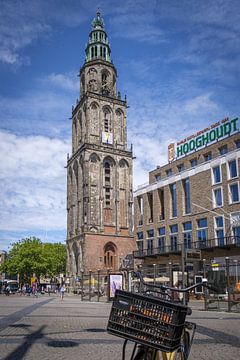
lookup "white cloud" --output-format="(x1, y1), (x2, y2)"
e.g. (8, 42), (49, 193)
(0, 130), (70, 232)
(184, 93), (218, 115)
(41, 73), (79, 92)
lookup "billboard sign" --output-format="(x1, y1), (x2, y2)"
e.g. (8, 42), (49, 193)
(168, 117), (239, 161)
(108, 273), (123, 300)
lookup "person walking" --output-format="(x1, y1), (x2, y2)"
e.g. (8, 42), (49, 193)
(60, 284), (65, 301)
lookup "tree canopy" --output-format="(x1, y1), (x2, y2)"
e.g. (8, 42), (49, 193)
(1, 237), (66, 283)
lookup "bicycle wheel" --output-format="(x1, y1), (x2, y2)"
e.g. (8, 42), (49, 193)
(133, 346), (157, 360)
(172, 331), (190, 360)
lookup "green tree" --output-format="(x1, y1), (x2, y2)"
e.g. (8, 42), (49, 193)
(1, 237), (66, 284)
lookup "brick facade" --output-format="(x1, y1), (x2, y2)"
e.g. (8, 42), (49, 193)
(134, 127), (240, 272)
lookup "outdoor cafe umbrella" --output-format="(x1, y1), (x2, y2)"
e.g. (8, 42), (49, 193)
(83, 278), (98, 286)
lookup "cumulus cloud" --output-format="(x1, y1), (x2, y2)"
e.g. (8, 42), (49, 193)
(0, 130), (70, 232)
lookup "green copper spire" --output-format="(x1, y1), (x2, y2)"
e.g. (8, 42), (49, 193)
(85, 11), (111, 63)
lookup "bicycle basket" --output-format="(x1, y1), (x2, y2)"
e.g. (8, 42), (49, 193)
(107, 290), (188, 352)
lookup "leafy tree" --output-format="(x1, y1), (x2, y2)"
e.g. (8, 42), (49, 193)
(1, 237), (66, 284)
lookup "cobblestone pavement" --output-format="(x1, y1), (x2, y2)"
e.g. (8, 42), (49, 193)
(0, 294), (239, 360)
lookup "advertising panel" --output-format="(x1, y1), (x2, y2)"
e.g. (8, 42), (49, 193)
(109, 273), (123, 300)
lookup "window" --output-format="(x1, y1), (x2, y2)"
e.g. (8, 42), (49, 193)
(137, 232), (144, 255)
(229, 183), (239, 203)
(158, 227), (165, 253)
(155, 174), (161, 181)
(190, 158), (197, 168)
(137, 240), (144, 253)
(231, 212), (240, 245)
(212, 165), (221, 184)
(219, 145), (228, 155)
(213, 188), (223, 207)
(147, 229), (154, 238)
(235, 139), (240, 149)
(170, 224), (178, 251)
(228, 159), (238, 179)
(158, 189), (165, 220)
(147, 192), (153, 223)
(177, 163), (185, 173)
(183, 222), (192, 249)
(183, 178), (191, 214)
(147, 230), (154, 255)
(166, 169), (172, 177)
(204, 152), (212, 162)
(214, 216), (224, 246)
(147, 239), (154, 255)
(138, 196), (143, 225)
(170, 183), (177, 217)
(197, 218), (208, 248)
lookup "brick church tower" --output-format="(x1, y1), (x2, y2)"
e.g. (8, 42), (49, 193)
(66, 12), (135, 275)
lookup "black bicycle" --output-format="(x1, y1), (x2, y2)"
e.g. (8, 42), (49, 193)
(107, 271), (217, 360)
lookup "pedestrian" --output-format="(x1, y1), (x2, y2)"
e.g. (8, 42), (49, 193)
(60, 284), (66, 300)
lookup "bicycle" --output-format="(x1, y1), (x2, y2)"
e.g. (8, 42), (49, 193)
(107, 271), (217, 360)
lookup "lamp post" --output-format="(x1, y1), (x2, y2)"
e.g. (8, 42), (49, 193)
(81, 270), (84, 302)
(89, 270), (92, 302)
(169, 262), (173, 287)
(225, 257), (231, 312)
(203, 259), (207, 310)
(234, 259), (238, 284)
(181, 240), (186, 305)
(153, 263), (156, 285)
(97, 269), (100, 302)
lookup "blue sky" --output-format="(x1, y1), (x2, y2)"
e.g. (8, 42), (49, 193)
(0, 0), (239, 250)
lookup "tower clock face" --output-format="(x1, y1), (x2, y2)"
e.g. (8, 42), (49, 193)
(102, 131), (113, 144)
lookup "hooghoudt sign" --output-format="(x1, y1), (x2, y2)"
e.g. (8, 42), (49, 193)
(169, 117), (239, 161)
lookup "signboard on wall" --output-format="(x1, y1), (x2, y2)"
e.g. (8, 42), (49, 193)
(168, 117), (239, 161)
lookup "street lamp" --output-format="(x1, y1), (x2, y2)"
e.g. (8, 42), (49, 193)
(203, 259), (207, 310)
(225, 257), (231, 312)
(153, 263), (156, 285)
(234, 259), (238, 284)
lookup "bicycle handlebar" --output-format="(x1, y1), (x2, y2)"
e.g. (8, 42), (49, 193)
(133, 271), (219, 293)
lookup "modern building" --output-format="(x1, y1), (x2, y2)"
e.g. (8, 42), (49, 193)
(66, 12), (135, 275)
(134, 117), (240, 281)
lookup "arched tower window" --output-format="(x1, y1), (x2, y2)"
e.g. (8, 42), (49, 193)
(104, 161), (111, 207)
(103, 106), (111, 132)
(104, 242), (116, 269)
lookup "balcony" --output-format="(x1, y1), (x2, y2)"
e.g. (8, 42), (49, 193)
(133, 236), (240, 259)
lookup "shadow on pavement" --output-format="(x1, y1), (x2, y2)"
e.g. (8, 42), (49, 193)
(4, 325), (46, 360)
(196, 325), (240, 348)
